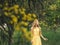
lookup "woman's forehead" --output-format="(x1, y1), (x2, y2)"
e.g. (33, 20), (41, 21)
(34, 19), (38, 22)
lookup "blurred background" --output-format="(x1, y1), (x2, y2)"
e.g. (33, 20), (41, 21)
(0, 0), (60, 45)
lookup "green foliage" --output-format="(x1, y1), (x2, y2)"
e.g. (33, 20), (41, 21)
(0, 0), (60, 45)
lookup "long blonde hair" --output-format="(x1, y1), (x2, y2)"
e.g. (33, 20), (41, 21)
(31, 19), (40, 30)
(32, 19), (39, 27)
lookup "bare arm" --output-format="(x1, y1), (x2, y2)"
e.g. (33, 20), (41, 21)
(39, 27), (48, 40)
(41, 34), (48, 40)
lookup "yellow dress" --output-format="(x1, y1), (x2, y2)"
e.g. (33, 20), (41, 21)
(31, 27), (42, 45)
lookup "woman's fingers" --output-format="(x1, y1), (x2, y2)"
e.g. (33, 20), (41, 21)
(44, 38), (48, 41)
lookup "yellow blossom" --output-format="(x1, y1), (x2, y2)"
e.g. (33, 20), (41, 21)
(20, 21), (28, 26)
(32, 13), (36, 18)
(42, 12), (46, 15)
(14, 8), (18, 14)
(24, 22), (28, 26)
(3, 7), (8, 10)
(22, 15), (27, 20)
(19, 9), (25, 14)
(5, 3), (8, 6)
(49, 4), (57, 10)
(28, 13), (31, 17)
(9, 7), (14, 11)
(11, 15), (18, 23)
(4, 12), (8, 16)
(22, 27), (27, 32)
(14, 5), (19, 9)
(15, 24), (20, 30)
(21, 8), (26, 12)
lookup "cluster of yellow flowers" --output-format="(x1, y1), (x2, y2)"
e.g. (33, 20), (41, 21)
(49, 4), (57, 10)
(21, 27), (31, 41)
(22, 13), (36, 21)
(3, 3), (37, 40)
(11, 15), (18, 23)
(3, 4), (37, 23)
(20, 21), (29, 26)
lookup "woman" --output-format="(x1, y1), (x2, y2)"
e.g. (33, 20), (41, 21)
(31, 19), (48, 45)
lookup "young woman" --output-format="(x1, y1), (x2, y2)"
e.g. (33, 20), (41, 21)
(31, 19), (48, 45)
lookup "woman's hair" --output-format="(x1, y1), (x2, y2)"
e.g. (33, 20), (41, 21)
(32, 19), (39, 28)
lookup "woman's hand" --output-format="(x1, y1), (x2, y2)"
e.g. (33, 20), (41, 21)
(43, 38), (48, 41)
(41, 34), (48, 41)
